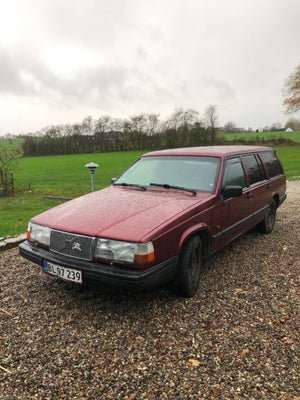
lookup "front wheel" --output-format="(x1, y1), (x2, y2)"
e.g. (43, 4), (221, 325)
(257, 199), (277, 233)
(173, 236), (203, 297)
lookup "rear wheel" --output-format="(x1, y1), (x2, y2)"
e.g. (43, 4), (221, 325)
(173, 236), (203, 297)
(257, 199), (277, 233)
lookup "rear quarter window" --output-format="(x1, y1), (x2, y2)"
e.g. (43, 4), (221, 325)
(260, 152), (283, 178)
(242, 154), (266, 185)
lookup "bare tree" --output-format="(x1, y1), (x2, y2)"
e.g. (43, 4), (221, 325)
(0, 143), (20, 194)
(165, 108), (200, 131)
(204, 105), (218, 130)
(62, 124), (75, 137)
(81, 116), (95, 135)
(130, 113), (148, 135)
(95, 115), (113, 134)
(44, 125), (64, 137)
(284, 117), (300, 130)
(165, 108), (184, 131)
(146, 113), (160, 136)
(283, 64), (300, 113)
(182, 109), (200, 128)
(224, 121), (237, 133)
(270, 122), (283, 131)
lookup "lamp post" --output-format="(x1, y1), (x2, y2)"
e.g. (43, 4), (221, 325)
(85, 162), (99, 192)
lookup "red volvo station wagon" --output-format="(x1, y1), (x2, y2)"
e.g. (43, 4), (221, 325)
(19, 146), (286, 297)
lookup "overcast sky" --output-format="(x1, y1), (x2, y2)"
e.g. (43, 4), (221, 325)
(0, 0), (299, 135)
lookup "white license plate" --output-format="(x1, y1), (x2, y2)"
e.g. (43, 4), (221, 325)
(43, 261), (82, 284)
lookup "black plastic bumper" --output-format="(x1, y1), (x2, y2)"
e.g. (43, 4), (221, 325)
(278, 192), (287, 207)
(19, 240), (177, 291)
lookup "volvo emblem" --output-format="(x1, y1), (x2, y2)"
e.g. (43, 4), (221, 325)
(72, 242), (82, 252)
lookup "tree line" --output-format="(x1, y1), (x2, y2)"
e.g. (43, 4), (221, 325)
(21, 106), (220, 157)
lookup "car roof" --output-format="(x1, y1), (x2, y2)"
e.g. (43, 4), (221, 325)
(143, 145), (273, 158)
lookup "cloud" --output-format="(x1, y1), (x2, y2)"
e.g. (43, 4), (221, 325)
(0, 0), (300, 133)
(0, 47), (34, 95)
(0, 46), (129, 105)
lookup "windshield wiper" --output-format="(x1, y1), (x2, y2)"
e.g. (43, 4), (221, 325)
(113, 182), (147, 191)
(150, 182), (196, 195)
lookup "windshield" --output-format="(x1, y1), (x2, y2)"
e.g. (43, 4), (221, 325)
(114, 156), (221, 193)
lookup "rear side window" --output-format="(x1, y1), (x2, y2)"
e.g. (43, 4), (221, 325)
(260, 152), (283, 178)
(242, 154), (266, 185)
(223, 158), (246, 188)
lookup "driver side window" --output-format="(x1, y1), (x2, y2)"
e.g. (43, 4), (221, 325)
(223, 158), (246, 189)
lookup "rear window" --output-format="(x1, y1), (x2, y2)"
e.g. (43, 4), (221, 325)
(242, 154), (266, 185)
(260, 152), (283, 178)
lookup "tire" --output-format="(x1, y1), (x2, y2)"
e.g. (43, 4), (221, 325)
(257, 199), (277, 234)
(173, 236), (203, 297)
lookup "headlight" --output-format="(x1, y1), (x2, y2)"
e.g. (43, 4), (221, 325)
(94, 239), (154, 265)
(27, 222), (51, 247)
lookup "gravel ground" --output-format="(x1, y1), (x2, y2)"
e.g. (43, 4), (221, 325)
(0, 182), (299, 400)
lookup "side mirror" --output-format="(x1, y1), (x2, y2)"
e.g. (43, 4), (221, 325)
(221, 185), (243, 200)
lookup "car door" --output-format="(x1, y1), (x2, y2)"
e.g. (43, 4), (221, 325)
(218, 156), (254, 247)
(241, 154), (269, 225)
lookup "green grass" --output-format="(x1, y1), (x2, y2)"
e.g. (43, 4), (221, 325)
(0, 146), (299, 237)
(0, 196), (62, 236)
(275, 146), (300, 180)
(0, 151), (145, 237)
(220, 130), (300, 143)
(14, 151), (145, 196)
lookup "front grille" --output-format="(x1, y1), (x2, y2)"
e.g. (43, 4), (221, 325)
(50, 230), (96, 261)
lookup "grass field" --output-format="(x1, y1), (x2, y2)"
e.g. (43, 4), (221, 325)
(14, 151), (145, 196)
(0, 151), (145, 237)
(220, 130), (300, 143)
(275, 146), (300, 180)
(0, 144), (299, 237)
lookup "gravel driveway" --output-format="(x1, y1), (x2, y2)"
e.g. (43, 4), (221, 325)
(0, 183), (299, 400)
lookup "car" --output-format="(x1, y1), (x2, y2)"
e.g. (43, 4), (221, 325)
(19, 146), (286, 297)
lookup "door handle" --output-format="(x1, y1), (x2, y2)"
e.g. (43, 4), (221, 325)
(266, 183), (272, 189)
(245, 192), (253, 198)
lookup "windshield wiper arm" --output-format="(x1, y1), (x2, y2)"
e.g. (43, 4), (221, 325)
(114, 182), (147, 191)
(150, 182), (196, 195)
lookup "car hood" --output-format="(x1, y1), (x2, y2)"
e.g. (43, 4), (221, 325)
(32, 186), (213, 242)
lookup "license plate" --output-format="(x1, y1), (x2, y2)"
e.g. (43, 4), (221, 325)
(43, 261), (82, 284)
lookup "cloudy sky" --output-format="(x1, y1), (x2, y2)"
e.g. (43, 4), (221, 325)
(0, 0), (299, 135)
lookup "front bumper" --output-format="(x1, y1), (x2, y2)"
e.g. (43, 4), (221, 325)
(19, 240), (177, 291)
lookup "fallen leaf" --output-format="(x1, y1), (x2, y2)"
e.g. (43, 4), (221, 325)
(240, 348), (250, 358)
(234, 288), (248, 295)
(126, 392), (138, 400)
(281, 337), (294, 345)
(187, 359), (200, 367)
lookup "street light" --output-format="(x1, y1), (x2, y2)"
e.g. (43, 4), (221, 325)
(85, 162), (99, 192)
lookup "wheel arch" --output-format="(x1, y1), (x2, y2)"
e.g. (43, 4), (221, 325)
(272, 193), (280, 208)
(178, 226), (212, 260)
